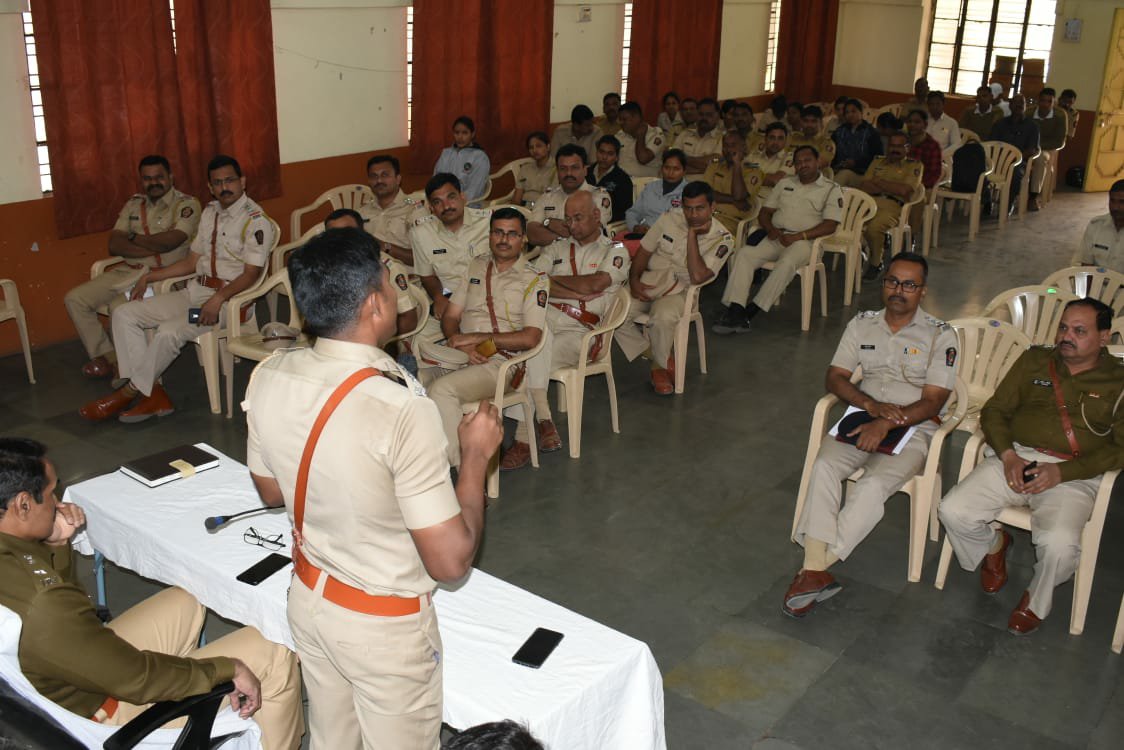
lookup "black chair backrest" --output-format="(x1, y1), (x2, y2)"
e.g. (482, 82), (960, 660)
(951, 141), (987, 193)
(0, 673), (87, 750)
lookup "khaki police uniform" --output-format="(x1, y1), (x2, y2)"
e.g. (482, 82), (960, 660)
(940, 347), (1124, 619)
(64, 189), (200, 361)
(703, 159), (763, 234)
(594, 115), (623, 137)
(721, 173), (843, 310)
(1073, 214), (1124, 271)
(794, 308), (958, 561)
(112, 194), (273, 397)
(516, 160), (557, 205)
(1030, 108), (1069, 193)
(246, 338), (454, 748)
(385, 254), (416, 317)
(674, 125), (725, 178)
(616, 126), (667, 179)
(746, 146), (795, 201)
(861, 156), (923, 266)
(427, 256), (549, 464)
(0, 534), (302, 748)
(789, 132), (837, 167)
(548, 122), (601, 163)
(358, 189), (429, 268)
(525, 235), (631, 389)
(410, 208), (493, 295)
(531, 183), (613, 233)
(616, 211), (733, 367)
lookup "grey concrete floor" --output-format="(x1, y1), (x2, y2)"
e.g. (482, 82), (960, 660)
(2, 189), (1123, 749)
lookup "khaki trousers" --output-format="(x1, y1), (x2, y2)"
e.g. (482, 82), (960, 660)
(793, 428), (933, 561)
(104, 587), (304, 750)
(616, 292), (686, 366)
(1029, 150), (1055, 194)
(111, 282), (217, 396)
(720, 237), (812, 311)
(863, 197), (904, 267)
(288, 575), (441, 750)
(938, 446), (1098, 618)
(64, 264), (145, 360)
(428, 359), (511, 465)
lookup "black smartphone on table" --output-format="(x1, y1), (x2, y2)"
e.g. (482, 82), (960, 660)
(512, 628), (564, 669)
(236, 553), (291, 585)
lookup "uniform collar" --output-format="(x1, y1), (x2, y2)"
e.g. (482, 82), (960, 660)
(1050, 346), (1119, 376)
(312, 337), (396, 367)
(147, 187), (179, 209)
(215, 193), (250, 217)
(490, 254), (528, 275)
(877, 305), (930, 333)
(1033, 108), (1054, 120)
(0, 530), (51, 559)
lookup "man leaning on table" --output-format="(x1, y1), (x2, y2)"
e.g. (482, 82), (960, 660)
(245, 227), (503, 749)
(0, 438), (303, 749)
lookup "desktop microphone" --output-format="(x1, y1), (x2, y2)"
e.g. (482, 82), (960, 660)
(204, 507), (276, 531)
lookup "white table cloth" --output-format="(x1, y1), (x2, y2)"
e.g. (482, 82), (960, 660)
(67, 444), (665, 750)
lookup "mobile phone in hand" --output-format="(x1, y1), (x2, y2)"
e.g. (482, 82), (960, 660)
(187, 307), (202, 324)
(1022, 460), (1038, 483)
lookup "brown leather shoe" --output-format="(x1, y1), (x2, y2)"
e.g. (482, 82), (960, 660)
(980, 529), (1013, 594)
(1027, 196), (1040, 212)
(118, 384), (175, 423)
(499, 440), (531, 471)
(1007, 591), (1042, 636)
(651, 368), (674, 396)
(81, 356), (114, 379)
(782, 569), (842, 618)
(79, 387), (137, 422)
(536, 419), (562, 453)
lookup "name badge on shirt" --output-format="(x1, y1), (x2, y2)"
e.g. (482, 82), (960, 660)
(783, 186), (795, 192)
(860, 344), (875, 350)
(1094, 244), (1109, 250)
(469, 278), (481, 285)
(1032, 378), (1052, 387)
(433, 248), (447, 255)
(662, 234), (674, 243)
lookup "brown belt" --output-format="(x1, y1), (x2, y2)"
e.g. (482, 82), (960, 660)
(196, 274), (225, 290)
(549, 301), (601, 327)
(1034, 447), (1075, 461)
(293, 547), (428, 617)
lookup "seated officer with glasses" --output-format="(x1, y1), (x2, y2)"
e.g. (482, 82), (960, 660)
(79, 154), (274, 423)
(785, 253), (957, 618)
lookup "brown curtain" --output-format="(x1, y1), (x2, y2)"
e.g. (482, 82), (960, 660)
(172, 0), (282, 201)
(411, 0), (553, 168)
(627, 0), (723, 121)
(775, 0), (840, 102)
(31, 0), (187, 238)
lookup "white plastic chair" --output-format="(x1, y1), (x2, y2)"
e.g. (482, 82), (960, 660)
(919, 163), (950, 257)
(983, 141), (1023, 230)
(947, 318), (1031, 435)
(886, 182), (927, 258)
(1113, 594), (1124, 653)
(549, 286), (631, 458)
(790, 370), (969, 582)
(0, 279), (34, 384)
(933, 141), (993, 245)
(982, 284), (1079, 345)
(820, 188), (878, 307)
(1014, 147), (1041, 220)
(934, 431), (1118, 636)
(265, 226), (320, 322)
(289, 184), (374, 241)
(1042, 266), (1124, 314)
(632, 176), (658, 204)
(0, 605), (262, 749)
(484, 157), (533, 207)
(1041, 144), (1063, 205)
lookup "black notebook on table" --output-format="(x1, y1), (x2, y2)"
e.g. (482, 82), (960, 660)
(119, 445), (220, 487)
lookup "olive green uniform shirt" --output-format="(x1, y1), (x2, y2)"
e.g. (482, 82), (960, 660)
(1033, 108), (1069, 151)
(0, 532), (233, 718)
(981, 346), (1124, 482)
(958, 106), (1003, 139)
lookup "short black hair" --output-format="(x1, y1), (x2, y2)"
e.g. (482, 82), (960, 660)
(765, 122), (789, 137)
(324, 208), (364, 229)
(138, 154), (170, 172)
(1110, 179), (1124, 193)
(453, 115), (476, 132)
(787, 101), (804, 113)
(425, 172), (461, 199)
(662, 148), (687, 169)
(907, 108), (929, 123)
(1065, 297), (1114, 331)
(877, 112), (902, 130)
(662, 91), (680, 105)
(366, 154), (400, 174)
(490, 206), (526, 232)
(1040, 87), (1057, 98)
(834, 95), (848, 106)
(734, 102), (753, 114)
(571, 104), (594, 123)
(0, 438), (47, 515)
(802, 105), (823, 120)
(721, 99), (736, 114)
(288, 228), (384, 338)
(556, 143), (588, 165)
(927, 90), (945, 102)
(1061, 88), (1077, 99)
(596, 134), (621, 154)
(207, 154), (242, 178)
(682, 180), (714, 203)
(887, 251), (929, 281)
(844, 98), (864, 112)
(603, 92), (621, 104)
(444, 720), (544, 750)
(681, 97), (698, 107)
(793, 144), (820, 161)
(619, 101), (643, 117)
(698, 97), (719, 111)
(525, 131), (549, 149)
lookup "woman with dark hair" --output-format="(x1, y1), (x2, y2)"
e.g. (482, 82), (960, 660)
(512, 131), (555, 206)
(433, 116), (491, 203)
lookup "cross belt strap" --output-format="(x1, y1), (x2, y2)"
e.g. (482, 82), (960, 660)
(1048, 358), (1081, 458)
(292, 367), (427, 617)
(484, 262), (526, 388)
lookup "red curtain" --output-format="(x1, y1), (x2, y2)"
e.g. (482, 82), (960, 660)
(172, 0), (282, 201)
(627, 0), (724, 121)
(411, 0), (553, 168)
(775, 0), (840, 102)
(31, 0), (187, 238)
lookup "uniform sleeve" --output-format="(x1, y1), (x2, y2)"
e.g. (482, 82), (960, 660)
(388, 398), (462, 529)
(171, 197), (202, 240)
(639, 213), (667, 253)
(822, 183), (845, 223)
(530, 193), (550, 224)
(244, 362), (274, 478)
(763, 182), (783, 210)
(647, 127), (667, 158)
(702, 231), (734, 274)
(924, 326), (959, 391)
(448, 266), (472, 309)
(521, 272), (550, 331)
(531, 243), (558, 274)
(702, 163), (720, 187)
(410, 224), (436, 277)
(821, 139), (836, 161)
(980, 350), (1028, 456)
(113, 200), (135, 233)
(603, 242), (631, 285)
(1072, 222), (1095, 265)
(241, 214), (274, 268)
(596, 190), (613, 228)
(393, 276), (414, 314)
(830, 317), (862, 372)
(19, 584), (236, 708)
(189, 208), (210, 257)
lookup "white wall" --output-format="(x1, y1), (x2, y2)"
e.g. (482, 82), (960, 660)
(833, 0), (927, 92)
(272, 4), (408, 163)
(717, 0), (773, 99)
(0, 11), (44, 204)
(549, 1), (624, 122)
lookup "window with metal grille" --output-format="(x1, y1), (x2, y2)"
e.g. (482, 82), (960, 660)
(926, 0), (1057, 97)
(620, 3), (633, 100)
(764, 0), (782, 92)
(406, 5), (414, 139)
(22, 11), (50, 194)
